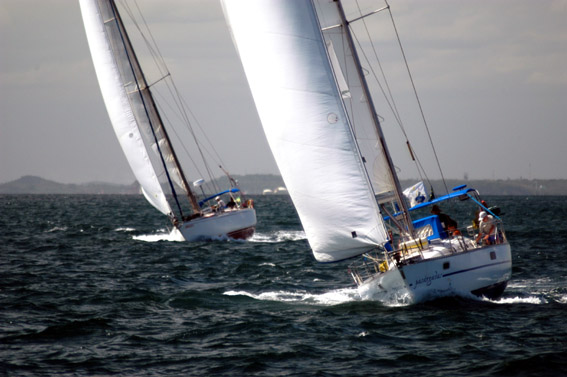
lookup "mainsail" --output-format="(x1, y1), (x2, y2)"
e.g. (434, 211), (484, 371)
(80, 0), (198, 218)
(222, 0), (390, 262)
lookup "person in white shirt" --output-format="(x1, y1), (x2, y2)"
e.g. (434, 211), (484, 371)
(215, 196), (225, 212)
(476, 211), (496, 245)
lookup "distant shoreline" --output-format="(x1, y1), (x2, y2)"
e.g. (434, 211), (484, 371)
(1, 175), (566, 196)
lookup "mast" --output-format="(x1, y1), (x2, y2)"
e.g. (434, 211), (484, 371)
(331, 0), (414, 236)
(107, 0), (201, 215)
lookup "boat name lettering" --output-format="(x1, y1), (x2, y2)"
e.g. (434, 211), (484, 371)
(414, 271), (442, 288)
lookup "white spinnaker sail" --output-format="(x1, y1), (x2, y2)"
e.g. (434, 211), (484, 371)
(80, 0), (172, 215)
(314, 0), (396, 202)
(222, 0), (389, 262)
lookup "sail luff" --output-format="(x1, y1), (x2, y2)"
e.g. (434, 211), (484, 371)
(222, 0), (390, 262)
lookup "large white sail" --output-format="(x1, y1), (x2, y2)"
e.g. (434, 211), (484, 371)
(222, 0), (389, 262)
(80, 0), (173, 215)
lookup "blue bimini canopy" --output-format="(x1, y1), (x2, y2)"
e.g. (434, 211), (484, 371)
(408, 187), (476, 212)
(384, 186), (477, 221)
(198, 188), (240, 207)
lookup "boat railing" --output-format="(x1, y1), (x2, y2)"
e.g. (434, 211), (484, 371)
(411, 217), (508, 251)
(348, 220), (508, 286)
(348, 249), (392, 286)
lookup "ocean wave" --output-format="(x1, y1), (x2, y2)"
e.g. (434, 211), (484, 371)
(46, 226), (68, 233)
(115, 227), (136, 232)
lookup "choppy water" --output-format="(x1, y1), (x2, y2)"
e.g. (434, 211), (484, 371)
(1, 194), (566, 376)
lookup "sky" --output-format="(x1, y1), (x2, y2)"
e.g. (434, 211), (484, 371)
(1, 0), (566, 185)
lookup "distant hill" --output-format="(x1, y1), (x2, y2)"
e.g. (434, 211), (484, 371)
(0, 175), (285, 195)
(0, 176), (139, 194)
(1, 175), (566, 195)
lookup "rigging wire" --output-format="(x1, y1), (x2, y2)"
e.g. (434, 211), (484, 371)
(120, 0), (226, 195)
(349, 29), (427, 188)
(350, 1), (428, 186)
(384, 0), (449, 194)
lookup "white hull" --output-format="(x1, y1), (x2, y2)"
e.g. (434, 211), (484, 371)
(177, 208), (256, 241)
(358, 243), (512, 304)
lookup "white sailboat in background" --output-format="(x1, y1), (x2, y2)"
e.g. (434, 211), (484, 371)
(222, 0), (511, 303)
(80, 0), (256, 241)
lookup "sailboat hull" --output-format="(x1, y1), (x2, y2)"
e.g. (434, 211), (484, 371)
(178, 208), (256, 241)
(359, 243), (512, 303)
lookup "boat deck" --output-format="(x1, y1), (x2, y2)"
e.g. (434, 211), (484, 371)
(349, 219), (507, 286)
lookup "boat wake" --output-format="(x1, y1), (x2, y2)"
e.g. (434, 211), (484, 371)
(133, 228), (185, 242)
(223, 287), (420, 307)
(132, 227), (249, 242)
(224, 288), (360, 306)
(480, 278), (567, 305)
(485, 296), (547, 305)
(250, 230), (306, 243)
(224, 276), (567, 307)
(125, 227), (305, 243)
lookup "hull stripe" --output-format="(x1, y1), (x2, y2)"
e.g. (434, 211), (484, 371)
(442, 260), (511, 278)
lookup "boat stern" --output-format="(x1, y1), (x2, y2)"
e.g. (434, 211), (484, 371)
(178, 207), (257, 241)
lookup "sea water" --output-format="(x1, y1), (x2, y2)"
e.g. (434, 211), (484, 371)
(1, 194), (566, 376)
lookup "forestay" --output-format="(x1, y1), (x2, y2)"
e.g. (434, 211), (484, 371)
(80, 0), (184, 216)
(222, 0), (389, 262)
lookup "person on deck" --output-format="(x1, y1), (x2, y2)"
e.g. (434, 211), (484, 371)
(215, 196), (225, 212)
(476, 211), (497, 245)
(431, 205), (459, 236)
(226, 197), (237, 209)
(473, 200), (489, 228)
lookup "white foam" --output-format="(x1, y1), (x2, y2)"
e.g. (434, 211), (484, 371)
(224, 287), (554, 307)
(115, 227), (136, 232)
(484, 296), (547, 305)
(224, 287), (360, 306)
(506, 278), (562, 304)
(46, 226), (67, 232)
(250, 230), (306, 243)
(358, 287), (414, 307)
(130, 228), (306, 243)
(133, 228), (185, 242)
(508, 278), (553, 289)
(259, 262), (276, 267)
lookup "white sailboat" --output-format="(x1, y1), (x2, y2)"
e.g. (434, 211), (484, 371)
(222, 0), (511, 303)
(80, 0), (256, 241)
